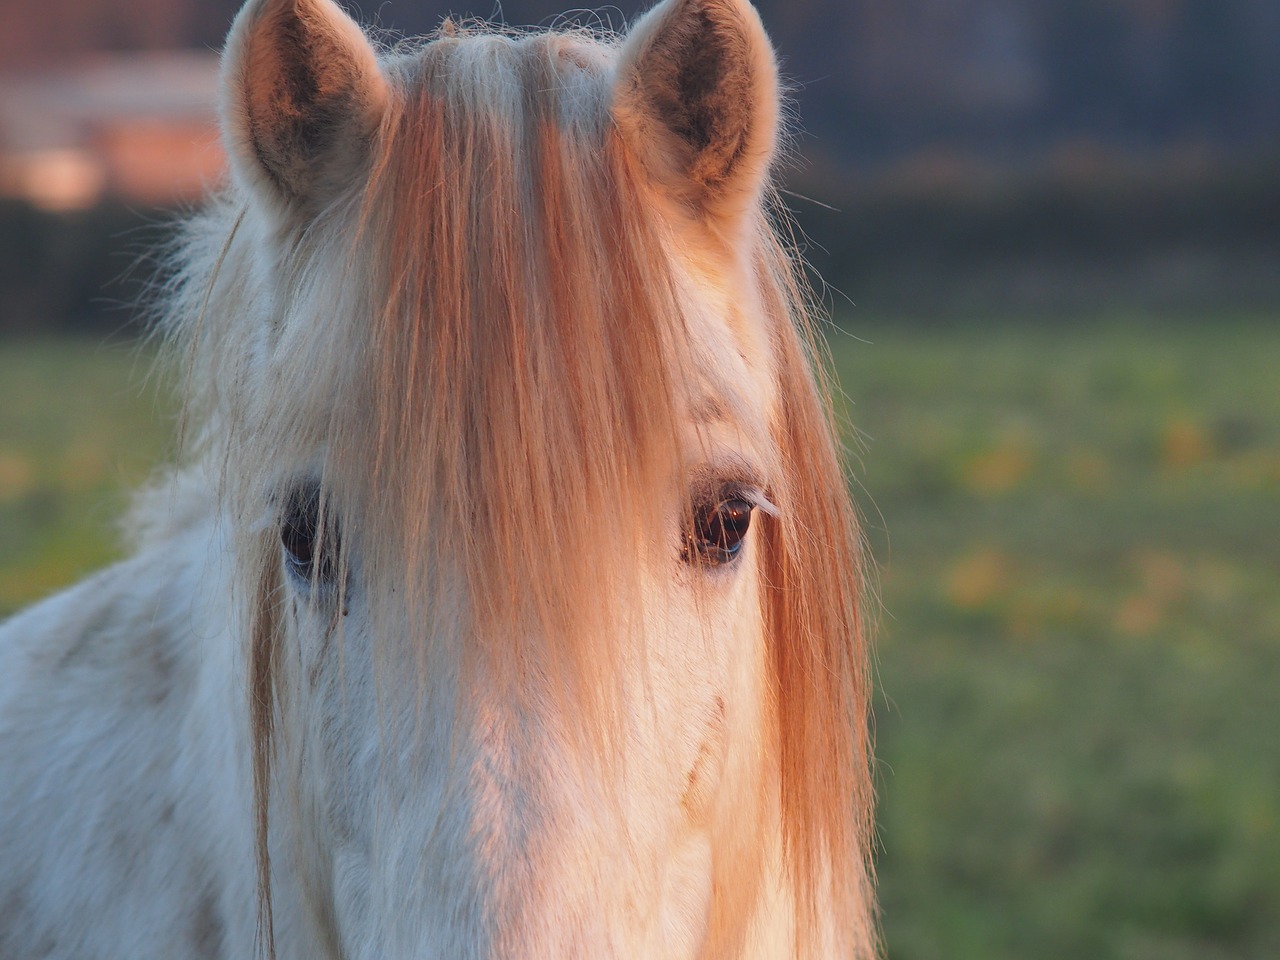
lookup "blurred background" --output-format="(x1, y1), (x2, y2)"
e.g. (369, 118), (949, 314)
(1, 1), (1277, 958)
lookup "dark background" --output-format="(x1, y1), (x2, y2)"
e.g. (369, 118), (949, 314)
(6, 0), (1279, 161)
(1, 0), (1278, 331)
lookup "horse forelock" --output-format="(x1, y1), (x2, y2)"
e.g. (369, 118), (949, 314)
(157, 20), (873, 957)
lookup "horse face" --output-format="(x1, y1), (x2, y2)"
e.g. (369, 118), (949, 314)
(219, 0), (810, 955)
(271, 402), (783, 960)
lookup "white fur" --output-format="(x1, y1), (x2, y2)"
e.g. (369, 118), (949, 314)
(0, 1), (873, 957)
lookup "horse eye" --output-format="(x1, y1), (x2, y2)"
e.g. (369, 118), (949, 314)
(281, 487), (339, 586)
(685, 497), (754, 566)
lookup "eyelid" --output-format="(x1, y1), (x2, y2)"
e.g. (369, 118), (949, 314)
(687, 457), (771, 504)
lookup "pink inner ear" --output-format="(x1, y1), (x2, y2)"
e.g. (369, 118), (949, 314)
(652, 5), (751, 151)
(614, 0), (779, 216)
(225, 0), (387, 211)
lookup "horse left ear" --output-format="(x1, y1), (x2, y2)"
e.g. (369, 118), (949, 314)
(220, 0), (389, 217)
(612, 0), (780, 222)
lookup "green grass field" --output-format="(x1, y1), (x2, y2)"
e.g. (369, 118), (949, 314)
(2, 321), (1278, 958)
(0, 341), (175, 613)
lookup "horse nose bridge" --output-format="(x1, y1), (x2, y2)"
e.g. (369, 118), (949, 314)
(460, 691), (721, 959)
(468, 784), (713, 959)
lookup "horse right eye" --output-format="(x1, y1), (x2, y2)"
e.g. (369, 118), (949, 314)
(685, 497), (754, 566)
(281, 487), (339, 586)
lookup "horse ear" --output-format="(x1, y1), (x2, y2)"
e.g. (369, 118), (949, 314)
(612, 0), (780, 221)
(220, 0), (388, 215)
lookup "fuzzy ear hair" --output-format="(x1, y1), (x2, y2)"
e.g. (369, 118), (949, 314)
(220, 0), (388, 216)
(612, 0), (781, 221)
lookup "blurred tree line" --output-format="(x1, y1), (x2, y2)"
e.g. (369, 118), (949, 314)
(1, 0), (1277, 331)
(0, 201), (172, 337)
(4, 0), (1276, 166)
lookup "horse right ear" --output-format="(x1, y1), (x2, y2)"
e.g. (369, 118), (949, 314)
(220, 0), (388, 217)
(612, 0), (781, 225)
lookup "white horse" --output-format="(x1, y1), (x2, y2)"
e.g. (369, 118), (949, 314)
(0, 0), (875, 956)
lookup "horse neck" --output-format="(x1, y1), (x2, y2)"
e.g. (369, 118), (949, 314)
(0, 505), (273, 955)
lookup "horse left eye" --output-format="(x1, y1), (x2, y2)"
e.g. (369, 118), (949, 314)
(281, 487), (340, 586)
(686, 498), (753, 565)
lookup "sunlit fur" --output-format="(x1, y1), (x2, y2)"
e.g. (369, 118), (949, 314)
(0, 1), (875, 957)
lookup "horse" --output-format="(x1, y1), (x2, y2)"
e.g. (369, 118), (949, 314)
(0, 0), (875, 956)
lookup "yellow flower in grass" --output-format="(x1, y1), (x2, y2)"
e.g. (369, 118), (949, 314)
(962, 442), (1032, 495)
(947, 549), (1010, 610)
(1112, 551), (1189, 638)
(1114, 594), (1163, 637)
(0, 450), (35, 502)
(1161, 418), (1211, 470)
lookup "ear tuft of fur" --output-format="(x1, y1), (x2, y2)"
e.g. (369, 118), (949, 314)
(613, 0), (780, 221)
(221, 0), (388, 216)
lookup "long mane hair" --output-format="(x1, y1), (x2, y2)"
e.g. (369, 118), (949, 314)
(153, 5), (874, 956)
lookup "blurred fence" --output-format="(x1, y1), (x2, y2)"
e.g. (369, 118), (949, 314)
(0, 199), (174, 336)
(3, 151), (1278, 336)
(791, 151), (1280, 321)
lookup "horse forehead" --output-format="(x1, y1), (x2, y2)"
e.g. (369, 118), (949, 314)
(678, 257), (778, 428)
